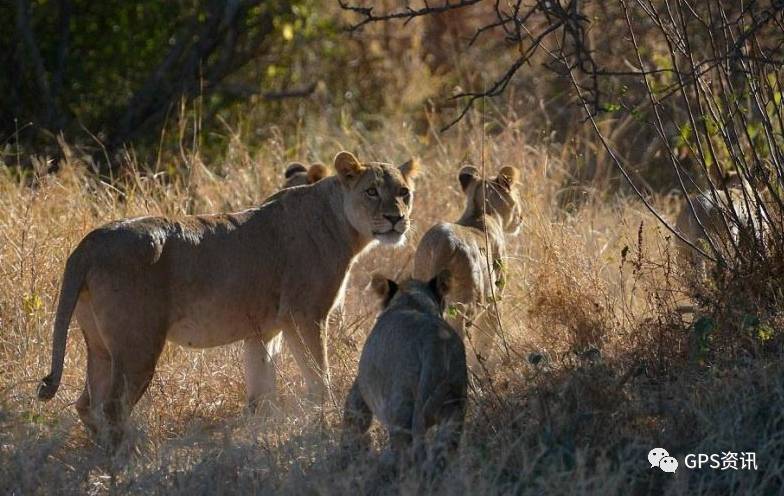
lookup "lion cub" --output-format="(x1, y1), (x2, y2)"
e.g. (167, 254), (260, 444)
(413, 165), (522, 366)
(343, 271), (467, 466)
(283, 161), (329, 188)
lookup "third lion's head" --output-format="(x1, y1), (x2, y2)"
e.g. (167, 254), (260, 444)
(458, 164), (522, 234)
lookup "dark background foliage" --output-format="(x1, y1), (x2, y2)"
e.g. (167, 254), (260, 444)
(1, 0), (322, 172)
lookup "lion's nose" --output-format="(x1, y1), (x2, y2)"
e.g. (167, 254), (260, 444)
(384, 214), (403, 225)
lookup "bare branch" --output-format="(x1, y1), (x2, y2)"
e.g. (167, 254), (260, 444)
(441, 56), (527, 132)
(338, 0), (482, 31)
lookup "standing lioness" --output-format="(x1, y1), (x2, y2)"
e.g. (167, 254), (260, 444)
(38, 151), (418, 441)
(413, 165), (521, 365)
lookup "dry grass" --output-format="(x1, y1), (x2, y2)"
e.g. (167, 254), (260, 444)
(1, 116), (782, 495)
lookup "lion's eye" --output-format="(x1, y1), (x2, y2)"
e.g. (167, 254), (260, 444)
(399, 187), (410, 198)
(366, 187), (379, 197)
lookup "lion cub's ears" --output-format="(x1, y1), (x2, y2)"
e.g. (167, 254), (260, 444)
(399, 158), (420, 182)
(335, 151), (366, 184)
(495, 166), (519, 190)
(307, 163), (329, 184)
(284, 162), (308, 179)
(370, 273), (398, 308)
(428, 269), (452, 304)
(458, 165), (480, 192)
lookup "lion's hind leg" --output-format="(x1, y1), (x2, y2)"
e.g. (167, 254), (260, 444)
(386, 399), (416, 468)
(341, 382), (372, 451)
(89, 295), (166, 448)
(77, 343), (112, 436)
(101, 339), (164, 447)
(74, 300), (112, 437)
(433, 394), (466, 464)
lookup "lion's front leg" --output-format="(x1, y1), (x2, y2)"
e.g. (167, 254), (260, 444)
(282, 314), (330, 403)
(243, 332), (283, 413)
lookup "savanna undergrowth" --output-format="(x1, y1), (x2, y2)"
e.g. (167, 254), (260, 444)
(1, 117), (782, 495)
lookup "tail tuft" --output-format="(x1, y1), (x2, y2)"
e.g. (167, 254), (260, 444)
(37, 374), (58, 400)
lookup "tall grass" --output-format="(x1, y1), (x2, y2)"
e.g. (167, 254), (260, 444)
(2, 111), (782, 494)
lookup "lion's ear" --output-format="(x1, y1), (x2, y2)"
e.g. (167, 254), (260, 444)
(458, 165), (480, 192)
(307, 163), (328, 184)
(495, 166), (519, 190)
(399, 158), (419, 182)
(429, 269), (451, 304)
(285, 162), (307, 179)
(335, 151), (366, 184)
(370, 273), (398, 307)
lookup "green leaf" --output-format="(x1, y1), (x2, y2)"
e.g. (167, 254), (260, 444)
(677, 122), (692, 146)
(757, 324), (775, 342)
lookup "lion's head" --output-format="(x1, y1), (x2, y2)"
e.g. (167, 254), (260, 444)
(370, 269), (451, 316)
(458, 165), (522, 234)
(334, 151), (418, 246)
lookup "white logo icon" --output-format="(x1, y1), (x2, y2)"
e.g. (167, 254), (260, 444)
(649, 448), (678, 472)
(659, 456), (678, 473)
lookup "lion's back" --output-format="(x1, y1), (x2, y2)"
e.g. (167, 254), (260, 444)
(414, 222), (486, 298)
(357, 309), (464, 422)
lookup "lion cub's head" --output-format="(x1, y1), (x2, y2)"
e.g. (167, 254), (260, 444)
(283, 162), (329, 188)
(458, 165), (522, 234)
(370, 269), (451, 317)
(334, 151), (418, 246)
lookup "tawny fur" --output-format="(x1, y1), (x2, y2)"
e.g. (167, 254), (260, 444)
(675, 180), (769, 276)
(38, 151), (418, 442)
(283, 162), (329, 188)
(413, 165), (522, 366)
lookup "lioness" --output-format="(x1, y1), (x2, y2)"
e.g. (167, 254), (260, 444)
(38, 151), (418, 441)
(676, 177), (769, 276)
(413, 165), (521, 365)
(343, 271), (466, 466)
(283, 162), (329, 188)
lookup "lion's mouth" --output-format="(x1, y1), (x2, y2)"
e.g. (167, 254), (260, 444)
(373, 229), (406, 245)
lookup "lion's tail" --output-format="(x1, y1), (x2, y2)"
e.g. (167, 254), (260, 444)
(37, 243), (90, 401)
